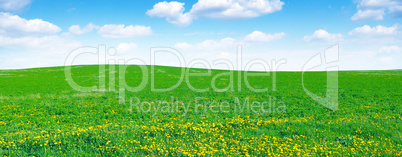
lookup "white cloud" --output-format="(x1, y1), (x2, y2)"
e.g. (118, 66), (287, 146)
(379, 45), (401, 53)
(116, 43), (137, 53)
(0, 12), (61, 37)
(378, 57), (393, 62)
(196, 38), (237, 50)
(174, 37), (237, 51)
(358, 0), (396, 8)
(0, 35), (81, 55)
(303, 29), (343, 42)
(351, 9), (385, 21)
(0, 0), (31, 12)
(97, 24), (152, 38)
(351, 0), (402, 21)
(146, 1), (192, 27)
(190, 0), (284, 20)
(219, 52), (230, 59)
(376, 45), (400, 68)
(174, 42), (194, 50)
(147, 0), (285, 26)
(244, 31), (285, 42)
(175, 30), (285, 51)
(69, 23), (100, 35)
(348, 25), (399, 36)
(389, 5), (402, 18)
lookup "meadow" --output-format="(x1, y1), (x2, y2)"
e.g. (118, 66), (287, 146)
(0, 65), (401, 156)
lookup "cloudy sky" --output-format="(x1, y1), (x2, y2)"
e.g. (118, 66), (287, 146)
(0, 0), (401, 70)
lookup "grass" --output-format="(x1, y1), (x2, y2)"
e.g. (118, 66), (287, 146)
(0, 65), (401, 156)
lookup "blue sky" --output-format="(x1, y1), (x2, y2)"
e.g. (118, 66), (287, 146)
(0, 0), (401, 70)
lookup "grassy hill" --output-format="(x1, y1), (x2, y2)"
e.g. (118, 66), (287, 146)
(0, 65), (401, 156)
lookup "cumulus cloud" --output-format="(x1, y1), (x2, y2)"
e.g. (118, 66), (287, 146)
(175, 30), (285, 51)
(389, 5), (402, 18)
(147, 0), (285, 26)
(378, 57), (394, 62)
(0, 11), (82, 57)
(97, 24), (152, 38)
(244, 31), (285, 42)
(116, 43), (138, 53)
(351, 9), (385, 21)
(0, 35), (81, 55)
(303, 29), (343, 42)
(190, 0), (284, 20)
(0, 12), (61, 37)
(351, 0), (402, 21)
(174, 42), (194, 50)
(146, 1), (192, 26)
(0, 0), (31, 12)
(197, 38), (236, 50)
(379, 45), (401, 53)
(174, 38), (237, 51)
(0, 34), (83, 69)
(348, 25), (399, 36)
(69, 23), (100, 35)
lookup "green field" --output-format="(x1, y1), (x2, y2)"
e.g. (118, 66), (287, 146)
(0, 65), (401, 156)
